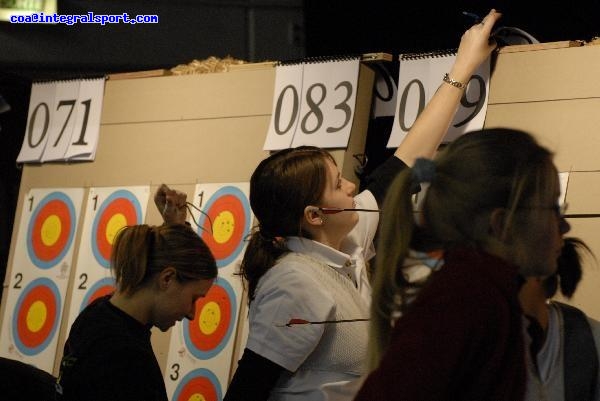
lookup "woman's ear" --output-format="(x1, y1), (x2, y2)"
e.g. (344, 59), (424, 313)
(157, 266), (177, 290)
(489, 207), (508, 241)
(303, 206), (324, 227)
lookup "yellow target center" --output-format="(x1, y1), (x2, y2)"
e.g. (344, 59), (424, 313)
(198, 301), (221, 335)
(41, 215), (62, 247)
(187, 394), (206, 401)
(26, 301), (47, 332)
(212, 211), (234, 244)
(106, 213), (127, 245)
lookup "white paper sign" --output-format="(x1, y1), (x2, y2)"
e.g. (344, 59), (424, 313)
(263, 64), (304, 150)
(291, 58), (360, 148)
(42, 81), (81, 162)
(17, 82), (56, 163)
(17, 78), (105, 163)
(64, 78), (105, 161)
(263, 58), (360, 150)
(387, 54), (490, 148)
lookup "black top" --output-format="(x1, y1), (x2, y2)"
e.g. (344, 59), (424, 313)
(363, 155), (407, 205)
(57, 295), (167, 401)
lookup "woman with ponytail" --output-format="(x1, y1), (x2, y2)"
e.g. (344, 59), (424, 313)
(225, 9), (503, 401)
(355, 128), (571, 400)
(57, 223), (216, 401)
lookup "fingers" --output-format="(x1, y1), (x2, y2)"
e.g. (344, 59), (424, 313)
(153, 184), (169, 212)
(479, 9), (502, 33)
(154, 184), (188, 224)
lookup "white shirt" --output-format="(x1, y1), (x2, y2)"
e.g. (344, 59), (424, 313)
(245, 190), (378, 401)
(524, 303), (600, 401)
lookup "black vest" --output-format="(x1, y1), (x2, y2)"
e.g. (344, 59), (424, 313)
(555, 302), (599, 401)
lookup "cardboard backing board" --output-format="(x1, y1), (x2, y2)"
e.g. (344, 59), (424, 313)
(487, 42), (600, 320)
(1, 61), (376, 379)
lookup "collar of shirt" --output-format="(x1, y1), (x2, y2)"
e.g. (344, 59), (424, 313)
(286, 236), (360, 286)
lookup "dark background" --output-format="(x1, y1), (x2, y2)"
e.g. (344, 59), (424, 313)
(1, 0), (599, 294)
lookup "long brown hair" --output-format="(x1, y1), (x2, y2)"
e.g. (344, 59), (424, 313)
(240, 146), (335, 302)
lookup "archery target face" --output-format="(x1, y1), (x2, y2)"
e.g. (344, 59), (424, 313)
(172, 368), (221, 401)
(80, 277), (116, 312)
(91, 189), (143, 268)
(183, 279), (236, 359)
(12, 277), (61, 356)
(27, 191), (77, 269)
(197, 186), (251, 267)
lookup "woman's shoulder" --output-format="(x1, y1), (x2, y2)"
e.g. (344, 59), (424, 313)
(254, 252), (335, 304)
(260, 252), (324, 286)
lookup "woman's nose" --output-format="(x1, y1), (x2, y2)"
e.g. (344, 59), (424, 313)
(559, 217), (571, 235)
(185, 303), (197, 320)
(345, 179), (356, 195)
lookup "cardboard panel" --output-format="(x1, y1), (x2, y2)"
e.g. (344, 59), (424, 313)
(487, 43), (600, 321)
(565, 172), (600, 214)
(490, 44), (600, 103)
(485, 99), (600, 171)
(101, 68), (276, 124)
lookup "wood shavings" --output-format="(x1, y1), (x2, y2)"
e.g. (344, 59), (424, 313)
(170, 56), (247, 75)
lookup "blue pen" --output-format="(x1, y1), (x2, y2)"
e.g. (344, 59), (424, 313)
(462, 11), (482, 23)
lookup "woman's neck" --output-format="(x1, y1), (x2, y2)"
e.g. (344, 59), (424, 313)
(110, 290), (151, 326)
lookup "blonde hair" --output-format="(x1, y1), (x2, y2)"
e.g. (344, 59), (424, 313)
(368, 128), (555, 368)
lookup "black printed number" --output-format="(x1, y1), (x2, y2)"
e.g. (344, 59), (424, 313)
(170, 363), (180, 381)
(78, 273), (88, 290)
(13, 273), (23, 289)
(272, 80), (354, 135)
(397, 79), (425, 132)
(26, 98), (93, 150)
(397, 75), (487, 131)
(454, 75), (486, 127)
(273, 85), (299, 135)
(326, 81), (353, 133)
(301, 83), (326, 134)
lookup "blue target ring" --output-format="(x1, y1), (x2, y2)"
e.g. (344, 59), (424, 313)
(12, 277), (61, 356)
(171, 368), (222, 401)
(197, 186), (251, 268)
(27, 191), (77, 269)
(91, 190), (143, 268)
(80, 277), (116, 312)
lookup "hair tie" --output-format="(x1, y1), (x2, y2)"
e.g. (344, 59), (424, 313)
(412, 158), (436, 184)
(257, 227), (286, 249)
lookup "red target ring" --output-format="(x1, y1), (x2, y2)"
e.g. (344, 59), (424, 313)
(183, 280), (236, 359)
(80, 277), (116, 312)
(31, 200), (71, 263)
(172, 368), (221, 401)
(12, 278), (61, 355)
(92, 190), (142, 268)
(198, 187), (251, 267)
(27, 192), (77, 269)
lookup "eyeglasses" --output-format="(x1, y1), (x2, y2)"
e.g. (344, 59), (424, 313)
(276, 317), (370, 327)
(519, 202), (568, 218)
